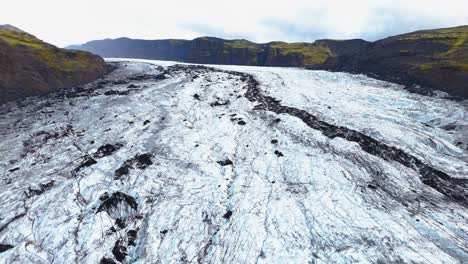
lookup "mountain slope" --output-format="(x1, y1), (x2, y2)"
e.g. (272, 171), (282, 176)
(68, 25), (468, 98)
(320, 26), (468, 98)
(0, 25), (108, 104)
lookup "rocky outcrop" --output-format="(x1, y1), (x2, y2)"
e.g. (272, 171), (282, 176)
(0, 25), (108, 104)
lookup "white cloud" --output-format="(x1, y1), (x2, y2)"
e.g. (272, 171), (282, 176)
(1, 0), (467, 47)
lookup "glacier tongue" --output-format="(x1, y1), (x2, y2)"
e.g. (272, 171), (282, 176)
(0, 60), (467, 263)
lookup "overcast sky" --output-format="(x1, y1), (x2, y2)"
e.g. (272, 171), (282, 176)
(1, 0), (468, 47)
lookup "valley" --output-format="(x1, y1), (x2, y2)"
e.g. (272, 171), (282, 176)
(0, 60), (467, 263)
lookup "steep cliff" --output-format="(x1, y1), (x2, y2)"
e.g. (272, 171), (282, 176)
(68, 25), (468, 98)
(68, 38), (190, 61)
(69, 37), (334, 67)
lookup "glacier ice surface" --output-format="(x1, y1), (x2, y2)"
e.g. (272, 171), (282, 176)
(0, 59), (467, 263)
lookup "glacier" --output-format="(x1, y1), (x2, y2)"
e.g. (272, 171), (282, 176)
(0, 59), (467, 263)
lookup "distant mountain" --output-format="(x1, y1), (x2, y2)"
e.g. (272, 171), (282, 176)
(0, 25), (108, 104)
(67, 37), (340, 67)
(68, 37), (191, 62)
(68, 26), (468, 98)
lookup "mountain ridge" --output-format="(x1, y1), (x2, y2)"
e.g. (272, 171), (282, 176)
(68, 25), (468, 98)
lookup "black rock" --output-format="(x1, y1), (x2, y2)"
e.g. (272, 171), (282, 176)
(0, 244), (14, 253)
(274, 150), (284, 157)
(113, 80), (128, 85)
(99, 192), (110, 201)
(210, 101), (229, 107)
(128, 74), (150, 81)
(115, 165), (131, 179)
(112, 239), (127, 262)
(127, 230), (138, 246)
(94, 144), (122, 158)
(217, 159), (233, 166)
(97, 192), (138, 220)
(26, 181), (55, 198)
(114, 153), (153, 179)
(223, 210), (233, 220)
(75, 156), (98, 172)
(115, 218), (127, 229)
(133, 153), (153, 169)
(441, 124), (457, 131)
(104, 90), (119, 96)
(154, 74), (166, 80)
(8, 167), (19, 173)
(100, 257), (117, 264)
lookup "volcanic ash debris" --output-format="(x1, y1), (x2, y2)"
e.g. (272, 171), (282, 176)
(8, 167), (19, 173)
(210, 100), (229, 107)
(114, 153), (153, 179)
(127, 230), (138, 246)
(223, 210), (233, 220)
(274, 150), (284, 157)
(100, 257), (117, 264)
(94, 143), (123, 158)
(112, 239), (127, 262)
(0, 244), (14, 253)
(217, 159), (233, 166)
(26, 181), (55, 198)
(75, 156), (98, 172)
(96, 192), (138, 220)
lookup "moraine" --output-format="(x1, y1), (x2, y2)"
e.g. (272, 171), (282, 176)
(0, 59), (467, 263)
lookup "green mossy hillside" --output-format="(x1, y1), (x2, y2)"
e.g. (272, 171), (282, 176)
(325, 25), (468, 98)
(0, 29), (45, 49)
(398, 26), (468, 64)
(203, 39), (336, 66)
(0, 26), (108, 103)
(0, 28), (106, 76)
(269, 42), (335, 65)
